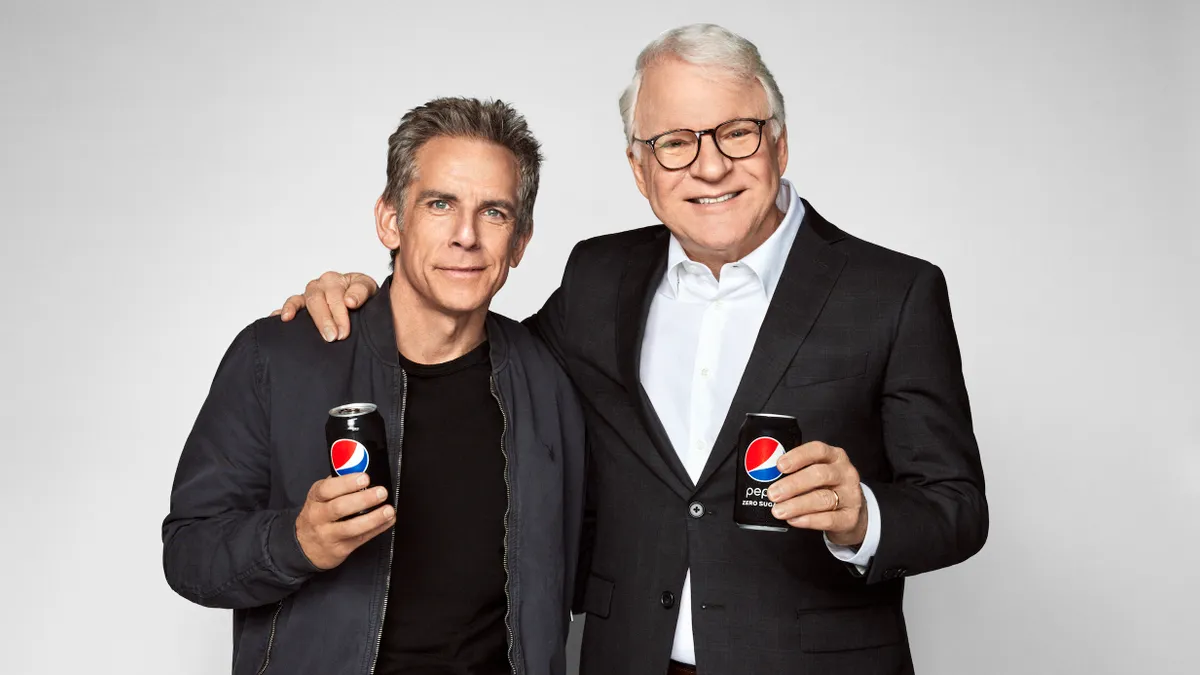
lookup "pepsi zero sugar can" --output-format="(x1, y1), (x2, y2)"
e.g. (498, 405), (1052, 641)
(734, 413), (803, 532)
(326, 403), (391, 515)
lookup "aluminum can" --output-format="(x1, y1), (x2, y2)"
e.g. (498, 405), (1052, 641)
(733, 413), (802, 532)
(326, 402), (390, 514)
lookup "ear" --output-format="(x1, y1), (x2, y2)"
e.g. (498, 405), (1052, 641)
(773, 123), (789, 177)
(375, 196), (401, 252)
(627, 145), (650, 199)
(508, 225), (532, 269)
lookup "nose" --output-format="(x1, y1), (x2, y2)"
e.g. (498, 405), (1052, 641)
(688, 132), (732, 183)
(450, 211), (481, 250)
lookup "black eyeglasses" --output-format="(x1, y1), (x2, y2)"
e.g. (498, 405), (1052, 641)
(634, 117), (772, 170)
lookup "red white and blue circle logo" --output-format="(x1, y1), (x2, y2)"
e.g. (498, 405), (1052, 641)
(331, 439), (369, 475)
(744, 436), (785, 482)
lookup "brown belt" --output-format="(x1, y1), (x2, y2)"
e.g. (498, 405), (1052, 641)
(668, 661), (697, 675)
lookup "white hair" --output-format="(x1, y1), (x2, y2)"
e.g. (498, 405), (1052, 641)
(619, 23), (786, 145)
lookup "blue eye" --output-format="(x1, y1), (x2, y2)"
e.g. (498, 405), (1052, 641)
(431, 200), (449, 210)
(485, 208), (503, 218)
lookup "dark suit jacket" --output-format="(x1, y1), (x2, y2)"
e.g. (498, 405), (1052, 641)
(527, 201), (987, 675)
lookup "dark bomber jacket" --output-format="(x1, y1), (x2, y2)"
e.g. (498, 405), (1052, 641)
(163, 278), (586, 675)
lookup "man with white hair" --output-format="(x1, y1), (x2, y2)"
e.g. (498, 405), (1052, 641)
(281, 24), (987, 675)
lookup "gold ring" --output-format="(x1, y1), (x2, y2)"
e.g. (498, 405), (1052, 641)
(829, 489), (841, 511)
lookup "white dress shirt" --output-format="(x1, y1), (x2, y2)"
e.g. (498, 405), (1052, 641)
(639, 179), (882, 665)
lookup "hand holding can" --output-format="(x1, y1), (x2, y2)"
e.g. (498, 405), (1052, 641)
(766, 440), (868, 546)
(295, 474), (395, 570)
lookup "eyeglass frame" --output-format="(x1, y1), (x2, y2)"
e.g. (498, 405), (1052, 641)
(632, 117), (774, 170)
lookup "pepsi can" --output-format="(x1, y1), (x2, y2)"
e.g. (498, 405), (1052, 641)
(733, 413), (802, 532)
(326, 403), (391, 514)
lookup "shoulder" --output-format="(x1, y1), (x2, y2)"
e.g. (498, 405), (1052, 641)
(489, 313), (555, 365)
(835, 231), (941, 280)
(804, 203), (947, 305)
(488, 314), (575, 388)
(243, 310), (351, 369)
(801, 200), (940, 281)
(575, 224), (666, 251)
(567, 224), (667, 266)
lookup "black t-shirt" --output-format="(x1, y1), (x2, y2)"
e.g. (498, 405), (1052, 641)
(374, 341), (509, 675)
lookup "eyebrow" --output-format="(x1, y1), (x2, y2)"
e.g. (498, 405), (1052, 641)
(417, 190), (459, 203)
(479, 199), (517, 214)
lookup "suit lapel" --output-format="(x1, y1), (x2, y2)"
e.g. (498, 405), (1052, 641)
(695, 206), (847, 489)
(616, 229), (696, 497)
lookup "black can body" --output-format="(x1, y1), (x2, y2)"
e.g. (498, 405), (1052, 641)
(325, 403), (391, 512)
(733, 413), (802, 532)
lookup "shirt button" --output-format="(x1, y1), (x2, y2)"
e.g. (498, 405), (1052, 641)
(688, 502), (705, 519)
(700, 367), (710, 378)
(660, 591), (676, 609)
(694, 440), (705, 451)
(714, 300), (724, 310)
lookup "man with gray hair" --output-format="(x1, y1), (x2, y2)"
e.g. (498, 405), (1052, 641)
(285, 24), (987, 675)
(163, 97), (586, 675)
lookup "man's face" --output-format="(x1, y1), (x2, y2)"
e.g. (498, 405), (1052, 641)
(628, 58), (789, 266)
(376, 136), (528, 317)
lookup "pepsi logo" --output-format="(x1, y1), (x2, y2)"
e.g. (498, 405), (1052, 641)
(744, 436), (785, 482)
(331, 438), (369, 475)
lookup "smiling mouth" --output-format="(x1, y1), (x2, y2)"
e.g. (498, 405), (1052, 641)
(688, 190), (744, 205)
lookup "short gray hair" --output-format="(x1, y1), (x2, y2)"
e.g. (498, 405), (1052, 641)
(619, 24), (786, 144)
(382, 97), (542, 261)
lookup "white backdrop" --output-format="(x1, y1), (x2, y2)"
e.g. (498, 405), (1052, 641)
(1, 1), (1197, 673)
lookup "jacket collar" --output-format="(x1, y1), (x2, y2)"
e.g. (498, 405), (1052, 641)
(361, 275), (510, 373)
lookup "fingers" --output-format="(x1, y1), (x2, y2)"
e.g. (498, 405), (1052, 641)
(325, 272), (378, 338)
(329, 486), (389, 520)
(767, 461), (838, 504)
(296, 476), (394, 570)
(342, 273), (379, 310)
(770, 487), (847, 521)
(304, 272), (346, 342)
(776, 441), (838, 474)
(278, 294), (307, 322)
(783, 509), (853, 532)
(764, 439), (866, 537)
(321, 273), (353, 342)
(310, 474), (370, 504)
(336, 503), (397, 541)
(281, 271), (375, 337)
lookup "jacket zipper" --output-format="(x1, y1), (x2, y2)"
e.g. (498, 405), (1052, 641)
(255, 599), (285, 675)
(369, 369), (407, 675)
(489, 377), (517, 675)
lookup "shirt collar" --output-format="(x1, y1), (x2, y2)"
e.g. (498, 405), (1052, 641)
(662, 178), (805, 300)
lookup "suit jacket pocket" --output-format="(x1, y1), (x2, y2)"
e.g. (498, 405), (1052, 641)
(581, 573), (615, 619)
(785, 352), (868, 387)
(798, 604), (903, 652)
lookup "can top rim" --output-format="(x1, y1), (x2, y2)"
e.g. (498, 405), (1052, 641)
(745, 413), (796, 420)
(328, 402), (378, 417)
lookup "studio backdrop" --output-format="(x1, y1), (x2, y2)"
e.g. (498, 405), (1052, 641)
(0, 1), (1196, 674)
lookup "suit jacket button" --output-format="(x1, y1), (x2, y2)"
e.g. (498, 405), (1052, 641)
(688, 502), (705, 518)
(660, 591), (676, 609)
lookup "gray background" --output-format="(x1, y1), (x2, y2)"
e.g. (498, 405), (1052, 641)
(1, 1), (1197, 673)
